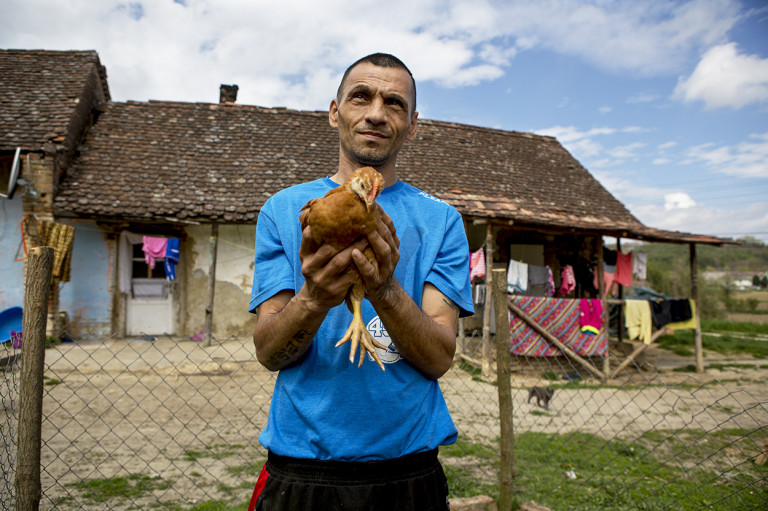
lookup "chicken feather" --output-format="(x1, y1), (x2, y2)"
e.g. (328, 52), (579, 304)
(299, 166), (388, 370)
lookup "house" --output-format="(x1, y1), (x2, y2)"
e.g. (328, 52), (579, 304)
(0, 49), (109, 332)
(1, 49), (728, 347)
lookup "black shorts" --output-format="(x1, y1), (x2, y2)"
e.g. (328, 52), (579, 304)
(248, 449), (450, 511)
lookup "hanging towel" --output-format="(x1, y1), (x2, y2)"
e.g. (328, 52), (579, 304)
(528, 264), (549, 288)
(579, 299), (603, 335)
(507, 259), (528, 294)
(666, 300), (697, 330)
(651, 298), (693, 328)
(470, 247), (486, 283)
(164, 238), (180, 281)
(616, 251), (633, 287)
(593, 265), (618, 297)
(142, 236), (168, 270)
(625, 300), (652, 344)
(559, 265), (576, 296)
(545, 266), (555, 297)
(633, 251), (647, 280)
(473, 283), (486, 306)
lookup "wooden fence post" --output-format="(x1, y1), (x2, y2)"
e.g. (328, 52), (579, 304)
(481, 223), (494, 380)
(204, 223), (219, 347)
(16, 246), (53, 511)
(493, 268), (516, 510)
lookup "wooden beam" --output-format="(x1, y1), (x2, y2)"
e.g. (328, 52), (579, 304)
(481, 224), (495, 380)
(690, 243), (704, 373)
(493, 268), (516, 507)
(204, 223), (219, 347)
(507, 299), (606, 380)
(609, 328), (668, 379)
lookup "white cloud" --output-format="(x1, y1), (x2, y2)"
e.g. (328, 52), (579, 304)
(674, 42), (768, 109)
(686, 133), (768, 177)
(606, 142), (645, 160)
(599, 106), (612, 114)
(632, 201), (768, 241)
(0, 0), (748, 108)
(664, 192), (696, 210)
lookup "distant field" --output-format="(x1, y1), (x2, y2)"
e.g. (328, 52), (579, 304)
(725, 289), (768, 324)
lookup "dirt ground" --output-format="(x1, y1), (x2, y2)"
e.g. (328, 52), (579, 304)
(3, 337), (767, 509)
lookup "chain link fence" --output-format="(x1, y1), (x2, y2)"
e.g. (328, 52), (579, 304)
(2, 326), (767, 510)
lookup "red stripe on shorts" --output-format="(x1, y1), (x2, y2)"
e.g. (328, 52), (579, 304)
(247, 464), (270, 511)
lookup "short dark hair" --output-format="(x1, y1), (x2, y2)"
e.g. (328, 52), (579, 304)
(337, 53), (417, 113)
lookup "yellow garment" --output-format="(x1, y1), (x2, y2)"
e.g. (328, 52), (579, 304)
(625, 300), (652, 344)
(39, 221), (75, 283)
(666, 300), (697, 330)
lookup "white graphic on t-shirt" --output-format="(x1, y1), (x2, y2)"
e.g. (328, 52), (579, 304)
(366, 316), (402, 364)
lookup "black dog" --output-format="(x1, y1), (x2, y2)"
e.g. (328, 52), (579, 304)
(527, 387), (554, 411)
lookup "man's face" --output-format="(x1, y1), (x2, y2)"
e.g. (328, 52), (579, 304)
(330, 62), (418, 168)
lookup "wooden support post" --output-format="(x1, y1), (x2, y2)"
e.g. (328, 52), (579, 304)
(204, 223), (219, 347)
(493, 268), (516, 509)
(616, 238), (623, 344)
(597, 237), (610, 376)
(16, 246), (53, 511)
(690, 243), (704, 373)
(508, 299), (606, 380)
(481, 224), (494, 380)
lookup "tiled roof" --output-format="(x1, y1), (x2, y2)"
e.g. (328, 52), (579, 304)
(0, 49), (110, 152)
(52, 99), (727, 244)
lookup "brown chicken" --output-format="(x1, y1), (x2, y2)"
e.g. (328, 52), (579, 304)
(299, 166), (388, 370)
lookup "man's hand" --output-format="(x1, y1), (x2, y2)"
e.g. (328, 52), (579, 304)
(299, 225), (369, 313)
(351, 206), (401, 303)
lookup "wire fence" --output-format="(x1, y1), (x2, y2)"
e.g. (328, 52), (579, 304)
(1, 326), (767, 510)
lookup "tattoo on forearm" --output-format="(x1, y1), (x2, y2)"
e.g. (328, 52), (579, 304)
(267, 329), (313, 366)
(442, 298), (460, 314)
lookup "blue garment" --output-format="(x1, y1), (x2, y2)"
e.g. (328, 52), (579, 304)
(249, 177), (473, 462)
(164, 238), (180, 281)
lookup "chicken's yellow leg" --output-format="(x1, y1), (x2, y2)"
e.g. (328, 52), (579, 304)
(335, 286), (386, 371)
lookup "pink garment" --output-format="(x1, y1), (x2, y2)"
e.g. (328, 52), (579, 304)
(579, 299), (603, 333)
(616, 251), (633, 287)
(142, 236), (168, 270)
(559, 265), (576, 296)
(470, 248), (486, 283)
(593, 266), (618, 297)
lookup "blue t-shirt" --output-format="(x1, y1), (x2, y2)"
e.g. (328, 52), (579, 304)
(250, 177), (473, 461)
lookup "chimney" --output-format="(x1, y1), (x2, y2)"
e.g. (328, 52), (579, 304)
(219, 84), (239, 104)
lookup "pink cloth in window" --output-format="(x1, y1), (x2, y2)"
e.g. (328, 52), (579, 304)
(470, 248), (486, 283)
(559, 265), (576, 296)
(142, 236), (168, 270)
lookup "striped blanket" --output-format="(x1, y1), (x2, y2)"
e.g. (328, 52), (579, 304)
(509, 296), (607, 357)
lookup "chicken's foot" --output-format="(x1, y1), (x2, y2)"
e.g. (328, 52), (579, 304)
(335, 294), (386, 371)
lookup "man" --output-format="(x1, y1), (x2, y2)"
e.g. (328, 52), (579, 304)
(248, 53), (473, 510)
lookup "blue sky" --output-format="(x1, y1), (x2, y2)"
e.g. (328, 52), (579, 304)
(2, 0), (767, 241)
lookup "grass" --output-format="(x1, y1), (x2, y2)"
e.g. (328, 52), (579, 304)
(440, 432), (768, 510)
(67, 473), (171, 503)
(61, 431), (767, 511)
(655, 320), (768, 359)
